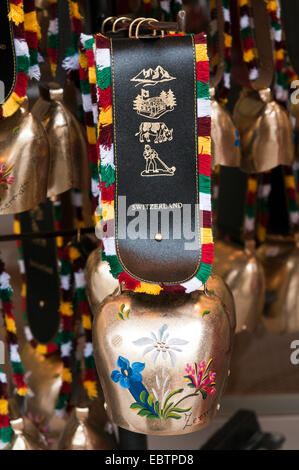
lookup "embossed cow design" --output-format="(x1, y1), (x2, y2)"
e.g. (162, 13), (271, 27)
(135, 122), (173, 144)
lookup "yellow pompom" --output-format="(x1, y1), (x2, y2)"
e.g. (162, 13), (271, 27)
(224, 33), (232, 48)
(198, 136), (211, 155)
(5, 315), (16, 334)
(244, 48), (254, 63)
(285, 175), (295, 190)
(56, 236), (63, 248)
(62, 368), (72, 383)
(69, 0), (83, 20)
(24, 11), (41, 38)
(82, 314), (92, 330)
(248, 177), (258, 193)
(89, 66), (97, 85)
(21, 283), (26, 297)
(14, 219), (21, 235)
(134, 283), (162, 295)
(17, 386), (28, 397)
(36, 344), (47, 355)
(86, 126), (97, 145)
(84, 380), (98, 398)
(99, 107), (112, 126)
(60, 301), (74, 316)
(201, 228), (213, 245)
(79, 51), (88, 71)
(195, 44), (208, 62)
(69, 246), (81, 262)
(0, 398), (9, 415)
(8, 4), (24, 26)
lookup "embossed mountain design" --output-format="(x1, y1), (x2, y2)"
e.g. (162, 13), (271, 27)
(131, 66), (176, 86)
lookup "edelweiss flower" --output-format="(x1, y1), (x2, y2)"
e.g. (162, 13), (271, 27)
(133, 324), (188, 367)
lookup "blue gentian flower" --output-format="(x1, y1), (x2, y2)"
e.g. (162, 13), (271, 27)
(111, 356), (145, 389)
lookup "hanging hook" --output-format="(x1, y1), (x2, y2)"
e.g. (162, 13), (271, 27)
(101, 16), (115, 34)
(135, 18), (163, 39)
(128, 17), (146, 38)
(112, 16), (132, 33)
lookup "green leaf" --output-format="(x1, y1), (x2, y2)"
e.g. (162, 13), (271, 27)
(200, 389), (207, 400)
(154, 401), (160, 415)
(147, 393), (154, 407)
(130, 403), (144, 410)
(167, 407), (192, 414)
(117, 312), (124, 321)
(166, 413), (182, 420)
(146, 413), (159, 419)
(163, 388), (184, 410)
(125, 309), (130, 319)
(201, 309), (211, 318)
(162, 401), (174, 417)
(120, 304), (125, 313)
(137, 409), (153, 417)
(140, 390), (147, 404)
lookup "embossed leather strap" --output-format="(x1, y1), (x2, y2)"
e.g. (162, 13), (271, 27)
(111, 35), (200, 284)
(96, 33), (213, 293)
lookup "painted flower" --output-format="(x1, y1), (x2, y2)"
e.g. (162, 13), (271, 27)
(111, 356), (145, 389)
(151, 369), (170, 412)
(184, 359), (216, 398)
(0, 165), (14, 186)
(111, 356), (158, 416)
(133, 324), (188, 367)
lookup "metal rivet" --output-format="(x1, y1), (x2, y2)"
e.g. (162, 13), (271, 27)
(216, 404), (220, 411)
(155, 233), (163, 242)
(39, 300), (45, 308)
(228, 369), (231, 377)
(104, 402), (108, 411)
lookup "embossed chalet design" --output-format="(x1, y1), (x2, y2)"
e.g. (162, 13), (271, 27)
(133, 89), (177, 119)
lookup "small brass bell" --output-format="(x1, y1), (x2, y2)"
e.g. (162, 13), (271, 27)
(234, 89), (294, 173)
(85, 248), (121, 315)
(6, 399), (47, 450)
(214, 240), (265, 333)
(31, 83), (89, 197)
(0, 98), (50, 215)
(57, 405), (117, 450)
(257, 235), (299, 334)
(21, 343), (67, 442)
(211, 88), (241, 169)
(93, 289), (233, 435)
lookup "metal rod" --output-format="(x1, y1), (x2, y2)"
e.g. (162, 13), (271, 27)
(0, 227), (95, 243)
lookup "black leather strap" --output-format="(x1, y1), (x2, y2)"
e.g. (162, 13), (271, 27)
(0, 0), (16, 105)
(20, 201), (60, 345)
(110, 35), (200, 284)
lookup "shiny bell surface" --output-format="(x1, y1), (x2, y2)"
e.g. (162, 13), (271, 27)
(257, 236), (299, 334)
(93, 290), (233, 435)
(85, 248), (119, 315)
(57, 406), (117, 450)
(234, 89), (294, 173)
(21, 344), (67, 441)
(214, 240), (265, 333)
(31, 83), (89, 197)
(0, 98), (50, 215)
(211, 89), (241, 169)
